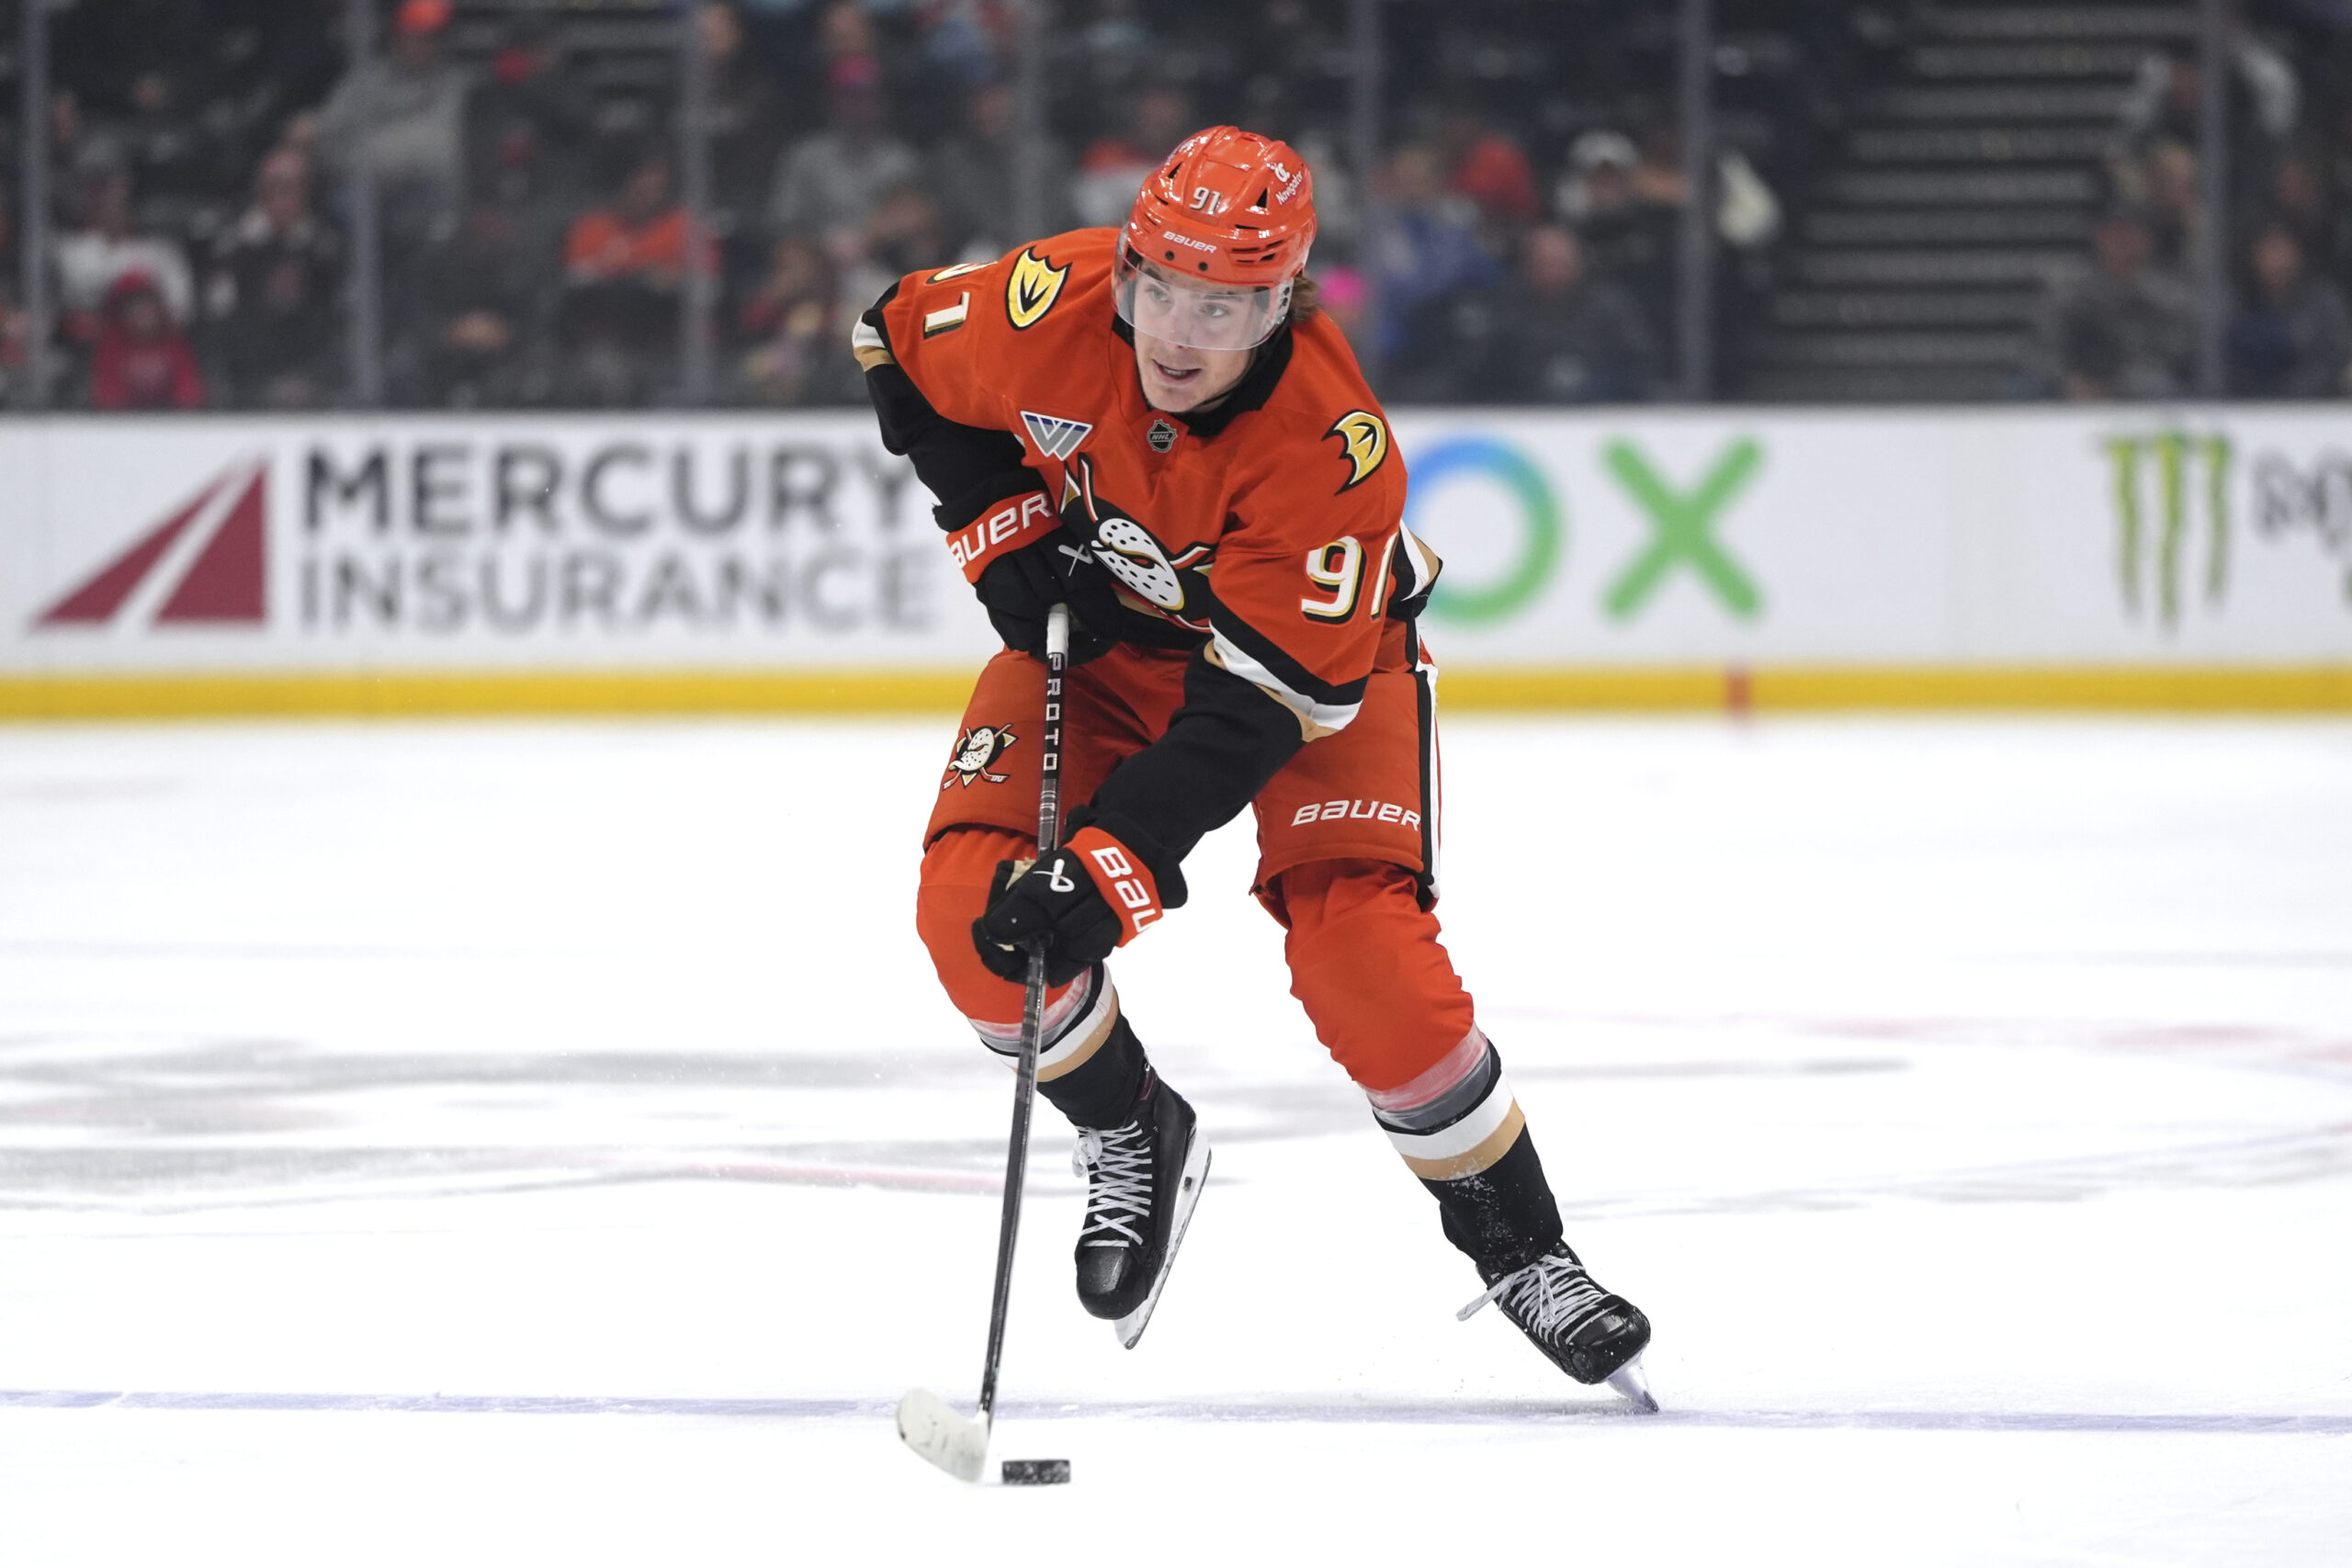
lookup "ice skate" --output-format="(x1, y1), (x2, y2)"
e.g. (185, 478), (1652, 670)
(1460, 1244), (1657, 1411)
(1070, 1074), (1209, 1348)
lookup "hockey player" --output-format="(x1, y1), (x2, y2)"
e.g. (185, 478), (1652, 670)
(854, 127), (1652, 1403)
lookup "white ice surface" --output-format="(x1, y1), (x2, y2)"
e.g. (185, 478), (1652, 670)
(0, 716), (2347, 1565)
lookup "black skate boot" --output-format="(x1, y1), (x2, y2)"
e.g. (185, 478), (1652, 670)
(1460, 1244), (1657, 1410)
(1070, 1071), (1210, 1348)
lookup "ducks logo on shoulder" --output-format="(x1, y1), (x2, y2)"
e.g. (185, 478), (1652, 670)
(1006, 248), (1069, 331)
(1327, 411), (1389, 491)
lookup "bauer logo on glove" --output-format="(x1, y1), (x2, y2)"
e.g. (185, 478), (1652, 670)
(971, 828), (1163, 987)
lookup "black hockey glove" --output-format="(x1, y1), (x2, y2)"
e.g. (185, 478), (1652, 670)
(973, 846), (1121, 987)
(972, 819), (1176, 987)
(973, 536), (1114, 665)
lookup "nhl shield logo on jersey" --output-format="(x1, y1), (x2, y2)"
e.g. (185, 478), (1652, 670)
(943, 724), (1018, 789)
(1006, 248), (1069, 330)
(1327, 411), (1389, 491)
(1148, 417), (1181, 454)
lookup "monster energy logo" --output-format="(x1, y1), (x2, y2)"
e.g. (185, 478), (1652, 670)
(2105, 432), (2231, 628)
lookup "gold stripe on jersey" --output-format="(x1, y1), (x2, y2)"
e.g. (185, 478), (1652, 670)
(922, 292), (972, 337)
(849, 317), (895, 370)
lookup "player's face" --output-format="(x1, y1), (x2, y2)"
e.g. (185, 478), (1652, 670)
(1114, 250), (1284, 412)
(1133, 329), (1253, 413)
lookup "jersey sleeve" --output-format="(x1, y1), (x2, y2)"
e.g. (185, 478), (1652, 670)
(854, 265), (1039, 539)
(1199, 411), (1411, 739)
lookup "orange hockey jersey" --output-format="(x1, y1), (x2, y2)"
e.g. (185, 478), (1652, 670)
(854, 227), (1437, 739)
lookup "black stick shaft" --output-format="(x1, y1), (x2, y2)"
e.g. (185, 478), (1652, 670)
(977, 604), (1069, 1423)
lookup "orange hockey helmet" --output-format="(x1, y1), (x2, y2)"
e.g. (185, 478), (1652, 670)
(1116, 126), (1317, 351)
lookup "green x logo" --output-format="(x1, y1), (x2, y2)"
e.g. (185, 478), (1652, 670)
(1601, 438), (1764, 621)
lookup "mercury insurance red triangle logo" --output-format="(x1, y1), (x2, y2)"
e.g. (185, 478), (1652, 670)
(35, 459), (269, 628)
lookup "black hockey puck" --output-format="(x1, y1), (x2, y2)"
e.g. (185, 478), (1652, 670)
(1001, 1459), (1070, 1486)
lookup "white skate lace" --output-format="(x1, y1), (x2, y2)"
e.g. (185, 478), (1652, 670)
(1455, 1251), (1614, 1341)
(1071, 1122), (1155, 1249)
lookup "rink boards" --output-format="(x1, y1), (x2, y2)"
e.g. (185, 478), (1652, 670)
(1, 407), (2346, 716)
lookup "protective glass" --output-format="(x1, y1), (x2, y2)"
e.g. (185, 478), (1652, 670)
(1114, 248), (1293, 351)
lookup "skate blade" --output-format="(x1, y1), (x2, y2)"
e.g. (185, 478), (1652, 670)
(1605, 1354), (1659, 1414)
(1114, 1136), (1212, 1350)
(896, 1387), (989, 1482)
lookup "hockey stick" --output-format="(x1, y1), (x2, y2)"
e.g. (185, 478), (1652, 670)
(899, 604), (1071, 1485)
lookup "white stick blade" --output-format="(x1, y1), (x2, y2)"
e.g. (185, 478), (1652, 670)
(897, 1388), (989, 1482)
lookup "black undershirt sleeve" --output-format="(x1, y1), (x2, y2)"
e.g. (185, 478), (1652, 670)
(860, 285), (1041, 532)
(1068, 650), (1306, 909)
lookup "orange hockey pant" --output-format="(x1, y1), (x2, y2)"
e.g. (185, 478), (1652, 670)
(916, 829), (1476, 1095)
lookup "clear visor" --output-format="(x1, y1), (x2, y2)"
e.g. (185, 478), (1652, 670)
(1114, 248), (1291, 352)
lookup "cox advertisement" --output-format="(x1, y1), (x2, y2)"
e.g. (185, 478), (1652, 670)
(1395, 408), (2352, 663)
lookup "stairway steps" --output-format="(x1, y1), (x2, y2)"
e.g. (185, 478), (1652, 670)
(1908, 42), (2152, 77)
(1848, 126), (2120, 162)
(1745, 367), (2021, 401)
(1792, 248), (2076, 287)
(1771, 290), (2045, 329)
(1866, 84), (2132, 121)
(1918, 6), (2195, 43)
(1806, 208), (2096, 245)
(1821, 168), (2102, 206)
(1754, 331), (2033, 369)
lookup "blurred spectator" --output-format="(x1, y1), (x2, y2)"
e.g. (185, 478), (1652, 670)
(1072, 85), (1192, 229)
(1367, 143), (1498, 364)
(2040, 208), (2197, 400)
(402, 197), (556, 408)
(466, 14), (598, 210)
(2141, 140), (2202, 270)
(932, 81), (1073, 257)
(53, 160), (197, 335)
(734, 236), (862, 405)
(1308, 265), (1371, 345)
(1439, 104), (1539, 242)
(2121, 42), (2300, 152)
(1078, 0), (1159, 104)
(313, 0), (471, 245)
(106, 69), (241, 220)
(1555, 130), (1679, 341)
(90, 270), (206, 410)
(838, 183), (954, 313)
(2225, 223), (2352, 397)
(567, 150), (709, 288)
(563, 149), (709, 405)
(699, 3), (792, 231)
(0, 187), (27, 405)
(820, 2), (883, 65)
(1495, 226), (1659, 402)
(206, 147), (345, 408)
(766, 56), (921, 249)
(917, 0), (1012, 94)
